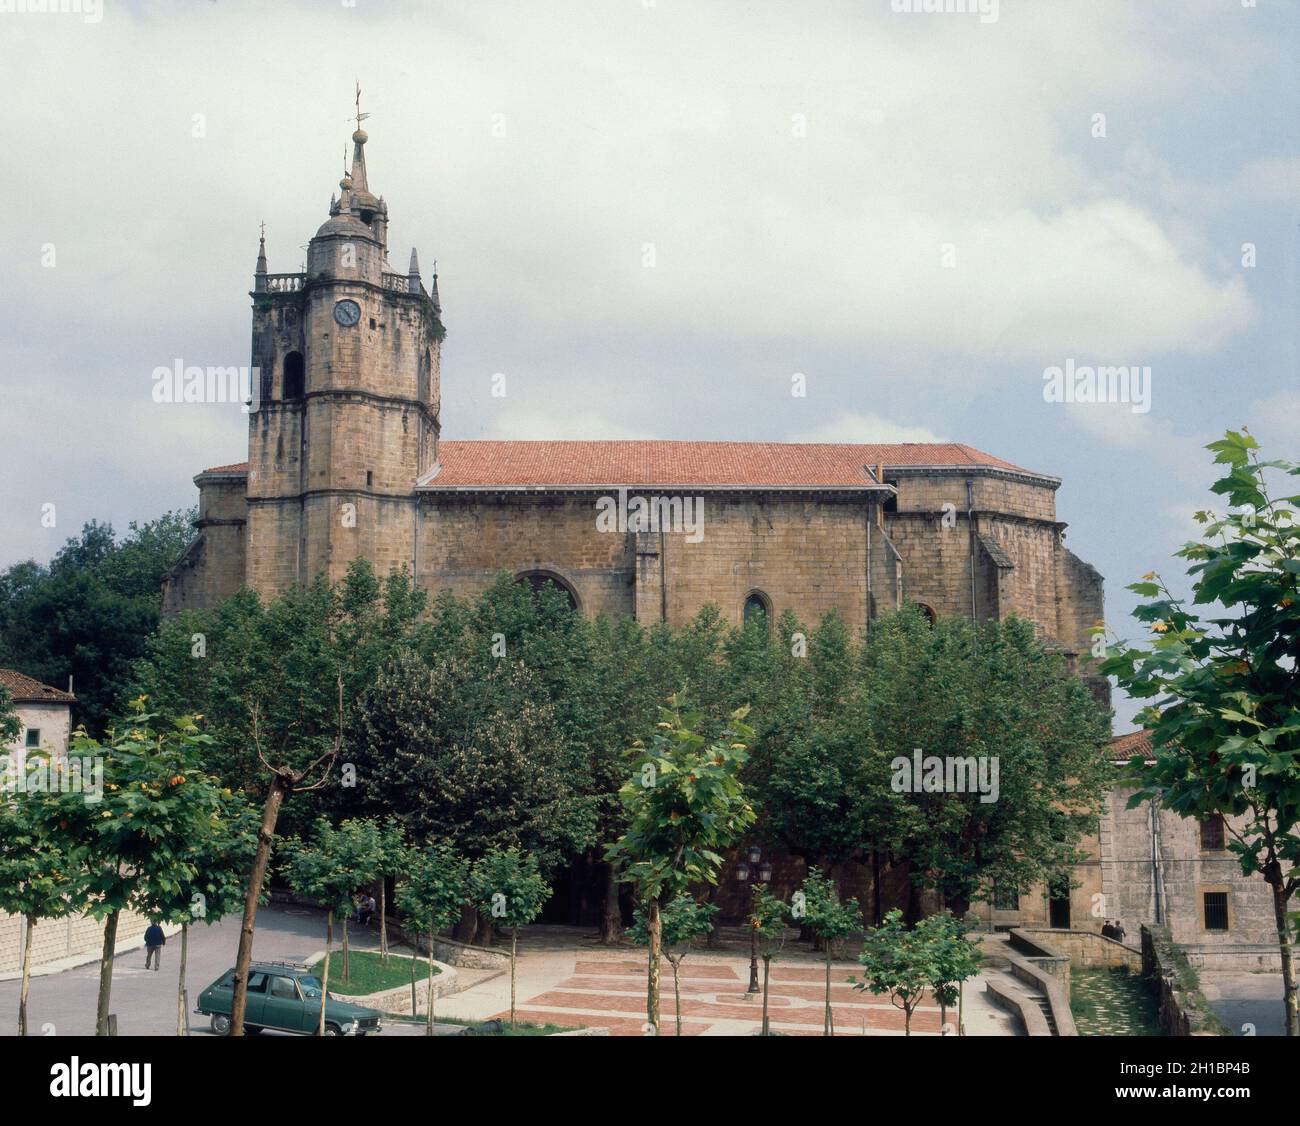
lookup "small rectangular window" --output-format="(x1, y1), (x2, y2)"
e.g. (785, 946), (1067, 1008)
(24, 729), (40, 748)
(1200, 814), (1226, 851)
(366, 471), (373, 487)
(1203, 892), (1229, 932)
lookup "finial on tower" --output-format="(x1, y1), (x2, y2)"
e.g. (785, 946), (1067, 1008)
(254, 221), (268, 291)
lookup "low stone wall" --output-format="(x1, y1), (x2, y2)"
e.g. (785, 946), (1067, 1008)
(985, 974), (1053, 1036)
(1180, 945), (1282, 973)
(1140, 924), (1227, 1036)
(1016, 927), (1141, 972)
(1002, 932), (1077, 1036)
(1008, 929), (1072, 995)
(0, 909), (179, 979)
(387, 923), (511, 970)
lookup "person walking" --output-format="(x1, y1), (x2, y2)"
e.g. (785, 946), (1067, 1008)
(144, 922), (166, 970)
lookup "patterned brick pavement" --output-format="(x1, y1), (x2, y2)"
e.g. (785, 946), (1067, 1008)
(490, 953), (951, 1036)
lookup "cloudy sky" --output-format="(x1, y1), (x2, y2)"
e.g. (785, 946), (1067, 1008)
(2, 0), (1296, 730)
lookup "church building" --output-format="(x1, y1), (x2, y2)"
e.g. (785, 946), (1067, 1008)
(161, 123), (1105, 684)
(156, 118), (1298, 970)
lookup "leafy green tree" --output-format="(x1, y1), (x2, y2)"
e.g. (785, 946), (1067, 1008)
(916, 909), (982, 1035)
(0, 682), (19, 744)
(606, 695), (756, 1031)
(131, 561), (425, 835)
(853, 908), (931, 1036)
(132, 781), (258, 1035)
(795, 866), (862, 1036)
(468, 849), (551, 1028)
(396, 841), (468, 1035)
(373, 819), (409, 964)
(0, 797), (75, 1035)
(24, 704), (242, 1035)
(859, 608), (1110, 918)
(350, 651), (595, 923)
(0, 511), (195, 734)
(747, 884), (790, 1036)
(281, 817), (375, 1034)
(630, 896), (717, 1036)
(1101, 430), (1300, 1036)
(417, 576), (655, 944)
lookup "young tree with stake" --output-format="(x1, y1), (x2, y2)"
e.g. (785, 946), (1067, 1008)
(630, 895), (717, 1036)
(396, 841), (468, 1035)
(606, 695), (756, 1032)
(795, 866), (862, 1036)
(469, 848), (550, 1029)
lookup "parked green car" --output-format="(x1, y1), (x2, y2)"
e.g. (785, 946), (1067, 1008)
(196, 962), (383, 1036)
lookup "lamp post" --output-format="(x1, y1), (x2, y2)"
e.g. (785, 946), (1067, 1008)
(735, 845), (773, 994)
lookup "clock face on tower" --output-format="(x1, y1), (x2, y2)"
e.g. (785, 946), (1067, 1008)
(333, 299), (361, 327)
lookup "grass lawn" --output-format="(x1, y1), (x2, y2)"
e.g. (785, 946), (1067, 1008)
(310, 950), (439, 996)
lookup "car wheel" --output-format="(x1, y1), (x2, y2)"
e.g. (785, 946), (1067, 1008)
(322, 1023), (342, 1037)
(210, 1014), (232, 1036)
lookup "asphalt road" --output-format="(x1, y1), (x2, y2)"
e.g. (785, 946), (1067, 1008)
(0, 905), (429, 1037)
(1200, 972), (1295, 1038)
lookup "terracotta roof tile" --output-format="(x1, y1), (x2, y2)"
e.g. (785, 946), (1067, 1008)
(1108, 730), (1152, 758)
(203, 440), (1041, 490)
(0, 669), (75, 704)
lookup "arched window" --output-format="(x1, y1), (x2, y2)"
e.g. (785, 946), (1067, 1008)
(516, 570), (580, 613)
(743, 591), (771, 627)
(283, 351), (305, 399)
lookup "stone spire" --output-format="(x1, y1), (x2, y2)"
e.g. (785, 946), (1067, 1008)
(254, 221), (268, 292)
(430, 260), (441, 313)
(407, 247), (421, 293)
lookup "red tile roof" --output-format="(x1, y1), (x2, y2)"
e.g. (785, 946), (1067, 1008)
(202, 441), (1040, 490)
(0, 669), (75, 704)
(1109, 730), (1153, 758)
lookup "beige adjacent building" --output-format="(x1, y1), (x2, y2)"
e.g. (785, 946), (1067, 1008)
(1, 668), (74, 765)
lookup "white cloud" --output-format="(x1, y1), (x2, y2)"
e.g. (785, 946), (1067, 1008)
(485, 408), (651, 442)
(790, 411), (944, 445)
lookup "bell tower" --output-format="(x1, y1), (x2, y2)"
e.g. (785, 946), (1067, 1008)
(245, 97), (444, 597)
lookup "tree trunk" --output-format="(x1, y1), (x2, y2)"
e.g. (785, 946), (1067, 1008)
(453, 903), (477, 945)
(231, 773), (289, 1036)
(426, 927), (436, 1036)
(1269, 876), (1298, 1036)
(761, 955), (771, 1036)
(96, 909), (120, 1036)
(823, 943), (832, 1036)
(379, 879), (388, 965)
(671, 957), (683, 1036)
(319, 914), (332, 1036)
(646, 897), (662, 1032)
(341, 914), (350, 982)
(598, 861), (622, 945)
(176, 923), (189, 1037)
(18, 914), (34, 1037)
(871, 849), (883, 926)
(905, 1004), (913, 1036)
(510, 927), (519, 1029)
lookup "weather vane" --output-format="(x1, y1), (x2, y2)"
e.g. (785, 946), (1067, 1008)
(354, 81), (370, 132)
